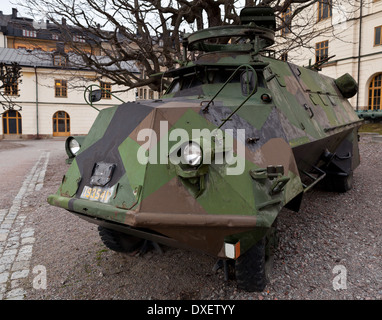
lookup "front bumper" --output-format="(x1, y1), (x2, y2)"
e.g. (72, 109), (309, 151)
(47, 194), (277, 257)
(47, 194), (263, 228)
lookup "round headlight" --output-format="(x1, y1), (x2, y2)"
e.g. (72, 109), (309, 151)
(183, 142), (202, 166)
(69, 138), (80, 155)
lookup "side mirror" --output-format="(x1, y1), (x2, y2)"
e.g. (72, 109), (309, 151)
(89, 89), (102, 103)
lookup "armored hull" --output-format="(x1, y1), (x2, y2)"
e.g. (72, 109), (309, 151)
(48, 7), (361, 291)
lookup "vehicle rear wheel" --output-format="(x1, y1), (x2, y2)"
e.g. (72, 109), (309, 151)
(324, 172), (353, 193)
(98, 226), (144, 253)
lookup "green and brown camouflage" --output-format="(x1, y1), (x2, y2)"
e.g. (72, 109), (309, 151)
(47, 6), (362, 291)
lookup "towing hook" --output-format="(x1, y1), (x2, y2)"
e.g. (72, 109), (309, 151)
(321, 149), (335, 163)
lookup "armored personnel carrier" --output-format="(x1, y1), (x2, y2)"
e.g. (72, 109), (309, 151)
(48, 7), (362, 292)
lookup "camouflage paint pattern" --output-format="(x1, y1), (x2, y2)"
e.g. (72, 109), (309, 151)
(47, 7), (361, 259)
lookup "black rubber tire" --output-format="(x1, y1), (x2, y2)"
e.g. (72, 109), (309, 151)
(235, 220), (278, 292)
(98, 226), (144, 253)
(324, 172), (353, 193)
(333, 172), (353, 193)
(235, 238), (268, 292)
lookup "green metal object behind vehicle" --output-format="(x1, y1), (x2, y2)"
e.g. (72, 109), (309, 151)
(48, 6), (362, 292)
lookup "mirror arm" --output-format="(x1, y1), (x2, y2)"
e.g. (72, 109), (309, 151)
(84, 85), (101, 112)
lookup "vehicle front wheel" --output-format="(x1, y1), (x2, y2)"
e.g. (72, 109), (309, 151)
(98, 226), (144, 253)
(235, 224), (278, 292)
(235, 238), (269, 292)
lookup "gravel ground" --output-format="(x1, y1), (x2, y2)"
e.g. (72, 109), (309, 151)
(18, 134), (382, 300)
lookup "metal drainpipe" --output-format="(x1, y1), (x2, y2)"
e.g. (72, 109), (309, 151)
(34, 66), (40, 139)
(356, 0), (363, 111)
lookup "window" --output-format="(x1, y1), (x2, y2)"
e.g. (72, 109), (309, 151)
(53, 54), (67, 66)
(73, 35), (85, 43)
(280, 53), (288, 61)
(22, 29), (37, 38)
(375, 26), (382, 46)
(138, 88), (150, 100)
(140, 69), (147, 80)
(4, 81), (19, 96)
(52, 111), (70, 136)
(318, 0), (332, 22)
(315, 40), (329, 63)
(52, 34), (59, 40)
(55, 80), (67, 97)
(368, 74), (382, 110)
(2, 110), (22, 135)
(100, 82), (111, 99)
(100, 82), (112, 98)
(281, 7), (292, 35)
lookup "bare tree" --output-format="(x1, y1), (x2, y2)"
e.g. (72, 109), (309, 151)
(14, 0), (362, 92)
(16, 0), (242, 92)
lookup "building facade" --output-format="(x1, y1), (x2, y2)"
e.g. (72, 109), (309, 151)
(276, 0), (382, 111)
(0, 8), (148, 140)
(0, 48), (138, 139)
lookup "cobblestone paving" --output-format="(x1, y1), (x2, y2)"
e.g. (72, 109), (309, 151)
(0, 151), (50, 300)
